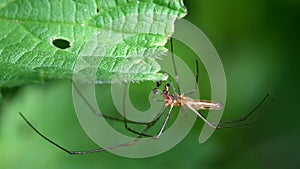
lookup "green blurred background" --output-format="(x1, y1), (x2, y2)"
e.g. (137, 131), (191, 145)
(1, 0), (299, 169)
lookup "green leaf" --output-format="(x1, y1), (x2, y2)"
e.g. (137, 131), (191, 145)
(0, 0), (187, 87)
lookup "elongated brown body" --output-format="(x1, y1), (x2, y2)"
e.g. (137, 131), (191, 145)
(163, 93), (223, 111)
(180, 95), (223, 110)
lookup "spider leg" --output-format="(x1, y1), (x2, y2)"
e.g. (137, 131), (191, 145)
(213, 93), (277, 128)
(183, 60), (200, 96)
(153, 104), (174, 139)
(19, 112), (154, 154)
(187, 93), (276, 129)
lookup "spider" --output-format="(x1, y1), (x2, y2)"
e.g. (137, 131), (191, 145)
(19, 38), (274, 154)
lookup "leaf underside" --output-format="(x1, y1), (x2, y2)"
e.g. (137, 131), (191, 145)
(0, 0), (187, 87)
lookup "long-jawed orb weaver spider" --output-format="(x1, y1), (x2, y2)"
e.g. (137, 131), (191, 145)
(19, 38), (275, 155)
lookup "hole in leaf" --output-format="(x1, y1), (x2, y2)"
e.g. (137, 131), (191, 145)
(52, 38), (71, 49)
(96, 7), (99, 13)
